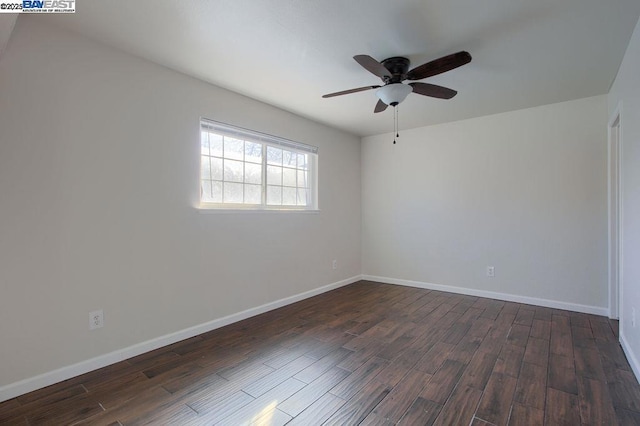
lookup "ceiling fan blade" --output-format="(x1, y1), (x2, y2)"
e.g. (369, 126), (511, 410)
(410, 82), (457, 99)
(322, 85), (380, 98)
(374, 99), (388, 113)
(354, 55), (392, 79)
(406, 51), (472, 81)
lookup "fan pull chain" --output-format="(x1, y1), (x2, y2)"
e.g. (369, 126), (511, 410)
(392, 106), (400, 144)
(393, 106), (397, 144)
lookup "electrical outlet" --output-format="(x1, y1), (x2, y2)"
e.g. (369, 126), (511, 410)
(332, 260), (338, 270)
(89, 309), (104, 330)
(487, 266), (495, 277)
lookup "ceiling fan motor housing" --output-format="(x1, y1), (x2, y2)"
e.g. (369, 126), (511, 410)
(380, 57), (411, 83)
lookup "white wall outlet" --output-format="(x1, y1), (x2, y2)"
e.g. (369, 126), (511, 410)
(633, 307), (636, 328)
(332, 260), (338, 270)
(89, 309), (104, 330)
(487, 266), (495, 277)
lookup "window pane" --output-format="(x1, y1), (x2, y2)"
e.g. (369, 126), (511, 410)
(245, 162), (262, 184)
(200, 156), (211, 180)
(224, 182), (243, 203)
(267, 146), (282, 165)
(201, 131), (210, 156)
(224, 159), (244, 183)
(245, 141), (262, 163)
(267, 165), (282, 185)
(211, 157), (223, 180)
(224, 137), (244, 160)
(201, 180), (212, 202)
(200, 120), (317, 210)
(282, 167), (296, 187)
(267, 185), (282, 205)
(283, 187), (297, 206)
(211, 181), (222, 203)
(201, 181), (223, 203)
(244, 184), (261, 204)
(297, 170), (308, 188)
(210, 133), (223, 157)
(283, 150), (296, 167)
(297, 153), (307, 169)
(297, 188), (308, 206)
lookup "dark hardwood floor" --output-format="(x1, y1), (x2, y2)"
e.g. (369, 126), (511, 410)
(2, 281), (639, 425)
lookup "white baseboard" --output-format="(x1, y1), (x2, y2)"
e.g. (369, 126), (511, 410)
(620, 332), (640, 384)
(0, 275), (361, 403)
(362, 275), (609, 316)
(1, 274), (615, 403)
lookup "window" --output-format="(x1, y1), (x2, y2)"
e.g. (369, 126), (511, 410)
(199, 119), (318, 210)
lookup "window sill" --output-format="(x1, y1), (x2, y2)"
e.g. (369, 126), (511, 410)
(197, 206), (320, 214)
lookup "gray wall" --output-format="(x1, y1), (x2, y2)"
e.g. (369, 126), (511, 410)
(362, 95), (608, 310)
(0, 18), (361, 389)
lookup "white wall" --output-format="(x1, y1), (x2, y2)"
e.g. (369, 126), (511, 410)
(608, 15), (640, 380)
(0, 17), (361, 392)
(362, 95), (608, 311)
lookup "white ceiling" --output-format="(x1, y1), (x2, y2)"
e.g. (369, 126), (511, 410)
(40, 0), (640, 136)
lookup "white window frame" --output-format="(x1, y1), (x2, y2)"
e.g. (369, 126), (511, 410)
(199, 118), (319, 211)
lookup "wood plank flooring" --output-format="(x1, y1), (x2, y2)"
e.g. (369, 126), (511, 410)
(1, 281), (639, 425)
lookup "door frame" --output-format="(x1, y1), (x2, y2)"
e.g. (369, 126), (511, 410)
(608, 102), (623, 320)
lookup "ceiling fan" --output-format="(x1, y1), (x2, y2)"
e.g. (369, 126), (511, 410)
(322, 51), (472, 113)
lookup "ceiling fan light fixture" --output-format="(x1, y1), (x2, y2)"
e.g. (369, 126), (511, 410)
(376, 83), (412, 106)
